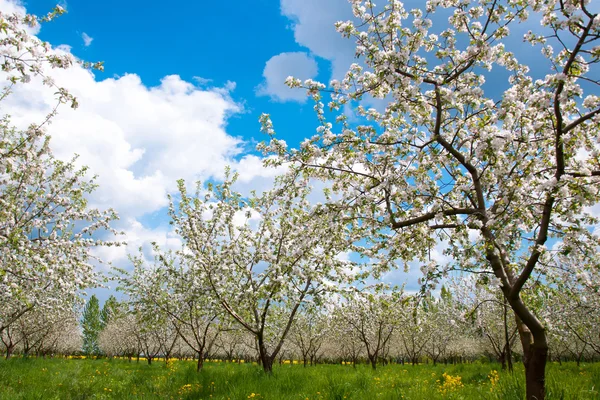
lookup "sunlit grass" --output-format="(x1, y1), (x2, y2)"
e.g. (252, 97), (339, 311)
(0, 358), (598, 399)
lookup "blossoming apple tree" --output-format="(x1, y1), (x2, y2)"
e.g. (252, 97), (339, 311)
(451, 276), (518, 370)
(334, 286), (404, 369)
(260, 0), (599, 397)
(0, 6), (119, 334)
(119, 249), (225, 370)
(169, 173), (360, 373)
(289, 305), (330, 366)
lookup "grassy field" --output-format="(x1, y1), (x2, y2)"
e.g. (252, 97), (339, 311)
(0, 357), (598, 399)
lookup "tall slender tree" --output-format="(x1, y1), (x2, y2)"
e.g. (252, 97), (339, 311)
(100, 295), (120, 329)
(81, 295), (102, 356)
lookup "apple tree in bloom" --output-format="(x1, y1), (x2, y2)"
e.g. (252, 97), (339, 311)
(118, 253), (202, 366)
(334, 286), (404, 370)
(260, 0), (600, 397)
(214, 327), (255, 362)
(0, 6), (119, 335)
(120, 249), (225, 370)
(170, 173), (359, 373)
(1, 302), (80, 358)
(98, 313), (140, 361)
(0, 5), (102, 110)
(419, 292), (460, 365)
(329, 309), (365, 367)
(394, 298), (434, 365)
(450, 276), (518, 370)
(289, 305), (330, 367)
(545, 252), (600, 363)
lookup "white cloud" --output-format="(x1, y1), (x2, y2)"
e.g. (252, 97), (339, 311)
(256, 0), (357, 104)
(256, 52), (317, 102)
(192, 76), (213, 86)
(280, 0), (355, 79)
(3, 63), (245, 218)
(0, 0), (40, 34)
(0, 5), (282, 267)
(91, 218), (182, 269)
(0, 0), (25, 15)
(81, 32), (93, 46)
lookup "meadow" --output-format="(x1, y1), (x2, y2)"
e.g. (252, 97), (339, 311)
(0, 358), (598, 400)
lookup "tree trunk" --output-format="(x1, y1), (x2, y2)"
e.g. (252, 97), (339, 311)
(257, 335), (276, 374)
(499, 352), (507, 370)
(524, 345), (547, 400)
(147, 357), (152, 365)
(370, 357), (377, 370)
(261, 354), (274, 373)
(516, 318), (548, 400)
(197, 354), (204, 372)
(503, 300), (514, 373)
(5, 345), (14, 359)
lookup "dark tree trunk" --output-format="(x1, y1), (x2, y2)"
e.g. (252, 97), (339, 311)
(261, 354), (274, 373)
(5, 345), (14, 359)
(256, 335), (276, 374)
(524, 345), (547, 400)
(516, 318), (548, 400)
(197, 354), (204, 372)
(370, 358), (377, 370)
(499, 353), (507, 370)
(503, 300), (514, 373)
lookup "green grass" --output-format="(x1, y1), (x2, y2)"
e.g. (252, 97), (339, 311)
(0, 358), (598, 399)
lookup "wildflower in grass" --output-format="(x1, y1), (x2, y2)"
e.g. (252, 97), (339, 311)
(438, 372), (464, 395)
(488, 370), (500, 392)
(178, 384), (193, 395)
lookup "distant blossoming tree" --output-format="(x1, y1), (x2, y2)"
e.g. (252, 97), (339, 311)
(170, 173), (360, 373)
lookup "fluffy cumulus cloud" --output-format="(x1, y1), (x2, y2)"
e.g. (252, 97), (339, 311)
(280, 0), (356, 79)
(91, 218), (183, 271)
(4, 65), (243, 218)
(0, 0), (26, 16)
(0, 0), (277, 267)
(256, 52), (318, 102)
(277, 0), (399, 114)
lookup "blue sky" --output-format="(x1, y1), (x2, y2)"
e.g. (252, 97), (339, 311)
(26, 0), (335, 154)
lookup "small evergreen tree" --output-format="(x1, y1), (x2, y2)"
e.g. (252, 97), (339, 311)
(81, 295), (102, 356)
(100, 295), (119, 329)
